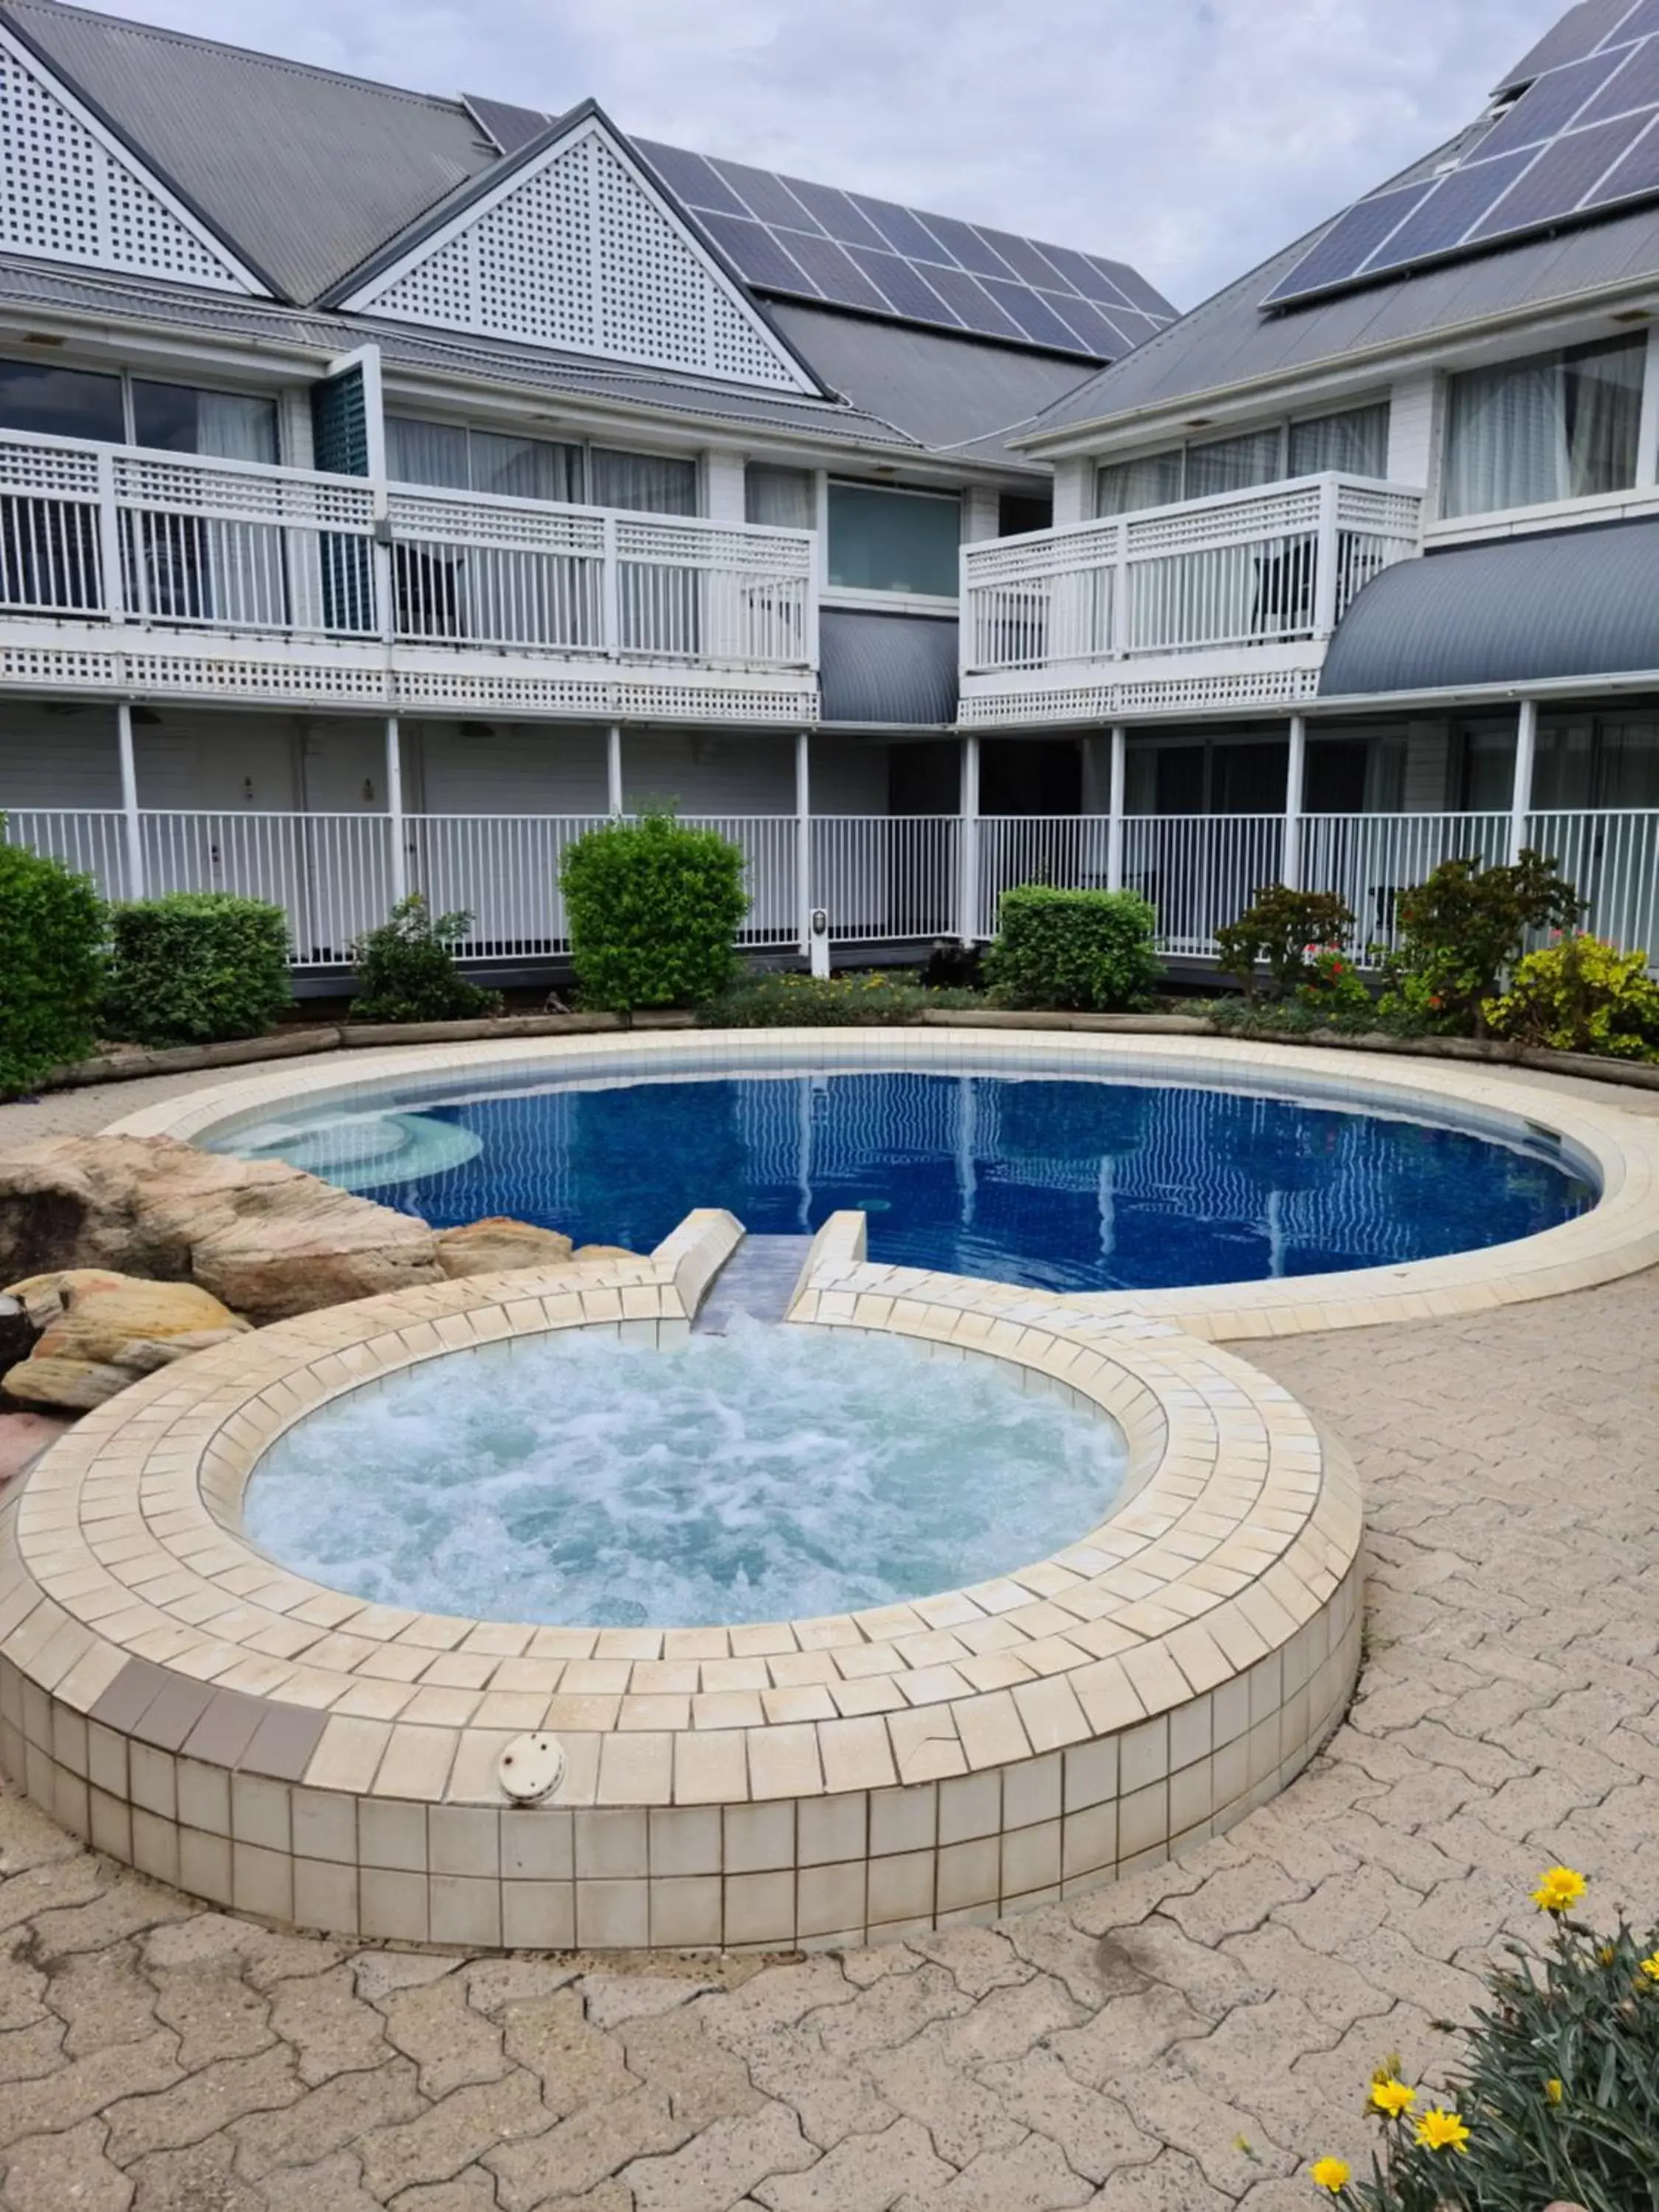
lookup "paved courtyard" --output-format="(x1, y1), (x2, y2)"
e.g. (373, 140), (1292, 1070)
(0, 1059), (1656, 2211)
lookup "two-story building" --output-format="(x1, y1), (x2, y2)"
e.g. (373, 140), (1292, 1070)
(7, 0), (1659, 980)
(0, 0), (1175, 976)
(962, 0), (1659, 967)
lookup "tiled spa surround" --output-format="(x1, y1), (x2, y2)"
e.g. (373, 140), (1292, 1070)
(0, 1205), (1360, 1950)
(110, 1026), (1659, 1338)
(3, 1026), (1646, 1950)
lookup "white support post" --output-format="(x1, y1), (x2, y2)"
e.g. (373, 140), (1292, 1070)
(1312, 475), (1342, 635)
(1106, 724), (1127, 894)
(600, 514), (621, 656)
(796, 731), (825, 974)
(959, 734), (981, 948)
(115, 700), (144, 902)
(95, 448), (124, 623)
(385, 716), (407, 905)
(607, 723), (625, 818)
(1283, 713), (1307, 890)
(1510, 698), (1538, 863)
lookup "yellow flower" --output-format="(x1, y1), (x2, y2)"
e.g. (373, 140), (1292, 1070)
(1415, 2108), (1472, 2154)
(1545, 2078), (1563, 2105)
(1530, 1866), (1587, 1916)
(1369, 2078), (1416, 2118)
(1641, 1953), (1659, 1983)
(1309, 2157), (1351, 2194)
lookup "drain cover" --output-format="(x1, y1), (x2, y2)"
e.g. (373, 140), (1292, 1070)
(497, 1731), (567, 1804)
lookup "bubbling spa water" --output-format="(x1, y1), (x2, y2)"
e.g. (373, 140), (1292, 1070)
(245, 1323), (1128, 1629)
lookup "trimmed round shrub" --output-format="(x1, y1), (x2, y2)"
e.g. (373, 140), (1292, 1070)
(561, 811), (749, 1014)
(0, 831), (106, 1094)
(982, 884), (1160, 1011)
(1485, 931), (1659, 1061)
(104, 891), (292, 1047)
(350, 894), (502, 1024)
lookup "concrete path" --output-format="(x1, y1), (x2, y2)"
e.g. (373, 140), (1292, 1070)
(0, 1059), (1655, 2209)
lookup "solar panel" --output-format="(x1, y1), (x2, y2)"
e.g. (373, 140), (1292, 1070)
(841, 245), (960, 324)
(709, 158), (824, 232)
(1263, 7), (1659, 309)
(766, 229), (892, 314)
(696, 211), (821, 296)
(462, 95), (550, 156)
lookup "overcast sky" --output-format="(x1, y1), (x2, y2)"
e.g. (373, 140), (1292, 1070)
(106, 0), (1572, 309)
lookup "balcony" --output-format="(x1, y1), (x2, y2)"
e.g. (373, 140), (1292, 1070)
(959, 473), (1425, 726)
(0, 430), (819, 724)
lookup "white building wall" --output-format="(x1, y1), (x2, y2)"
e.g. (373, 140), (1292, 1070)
(1402, 720), (1453, 811)
(1387, 369), (1439, 490)
(622, 729), (796, 814)
(1051, 458), (1091, 527)
(810, 739), (889, 813)
(702, 449), (746, 521)
(417, 724), (609, 814)
(0, 702), (124, 807)
(962, 487), (1000, 542)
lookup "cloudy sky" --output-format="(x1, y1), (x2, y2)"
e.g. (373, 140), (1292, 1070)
(103, 0), (1571, 309)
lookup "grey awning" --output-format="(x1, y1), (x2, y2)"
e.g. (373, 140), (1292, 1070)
(819, 609), (959, 728)
(1321, 521), (1659, 698)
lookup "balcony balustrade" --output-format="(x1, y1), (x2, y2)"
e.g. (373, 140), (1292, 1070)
(959, 473), (1425, 725)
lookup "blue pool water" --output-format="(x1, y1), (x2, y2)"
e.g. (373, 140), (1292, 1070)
(222, 1068), (1594, 1297)
(246, 1323), (1128, 1626)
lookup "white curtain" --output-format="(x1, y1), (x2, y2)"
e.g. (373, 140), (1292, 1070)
(1288, 403), (1389, 479)
(1185, 427), (1284, 498)
(195, 392), (278, 464)
(470, 431), (582, 504)
(590, 448), (698, 514)
(1096, 449), (1183, 516)
(1443, 338), (1643, 518)
(745, 463), (815, 529)
(386, 414), (470, 489)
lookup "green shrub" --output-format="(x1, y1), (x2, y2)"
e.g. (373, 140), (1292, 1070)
(1484, 933), (1659, 1062)
(982, 886), (1160, 1011)
(1294, 945), (1374, 1018)
(561, 811), (748, 1014)
(700, 970), (982, 1027)
(1215, 885), (1358, 1001)
(1380, 849), (1582, 1036)
(350, 894), (502, 1023)
(1306, 1863), (1659, 2211)
(103, 891), (291, 1048)
(0, 831), (105, 1093)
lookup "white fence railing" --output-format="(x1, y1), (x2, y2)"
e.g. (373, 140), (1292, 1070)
(4, 805), (1657, 970)
(0, 429), (816, 673)
(961, 473), (1424, 676)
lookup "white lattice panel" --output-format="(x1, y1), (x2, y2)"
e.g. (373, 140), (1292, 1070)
(349, 119), (810, 391)
(387, 489), (607, 555)
(0, 27), (256, 293)
(112, 453), (375, 528)
(959, 659), (1325, 726)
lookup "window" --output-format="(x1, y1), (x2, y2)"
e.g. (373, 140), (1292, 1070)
(745, 462), (815, 530)
(1442, 335), (1644, 518)
(0, 360), (123, 443)
(1534, 712), (1659, 808)
(131, 380), (277, 464)
(1096, 402), (1391, 516)
(589, 448), (697, 515)
(827, 481), (961, 596)
(388, 414), (582, 500)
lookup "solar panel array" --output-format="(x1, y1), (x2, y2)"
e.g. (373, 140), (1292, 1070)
(633, 140), (1174, 360)
(1263, 0), (1659, 308)
(459, 96), (1175, 361)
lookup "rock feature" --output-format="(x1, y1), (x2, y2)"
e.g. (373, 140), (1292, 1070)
(0, 1135), (445, 1325)
(434, 1217), (575, 1279)
(1, 1267), (251, 1413)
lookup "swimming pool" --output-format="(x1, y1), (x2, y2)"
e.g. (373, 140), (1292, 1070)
(217, 1060), (1596, 1296)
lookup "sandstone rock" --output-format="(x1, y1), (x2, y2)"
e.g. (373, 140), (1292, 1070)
(7, 1268), (128, 1332)
(2, 1355), (129, 1412)
(434, 1217), (575, 1279)
(106, 1328), (251, 1377)
(25, 1275), (249, 1366)
(0, 1136), (444, 1324)
(572, 1244), (643, 1263)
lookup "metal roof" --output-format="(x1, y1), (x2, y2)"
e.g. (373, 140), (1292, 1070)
(9, 0), (495, 307)
(0, 258), (924, 449)
(1320, 522), (1659, 695)
(1023, 160), (1659, 446)
(819, 609), (959, 726)
(765, 305), (1087, 467)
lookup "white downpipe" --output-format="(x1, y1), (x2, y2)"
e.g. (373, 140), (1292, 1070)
(384, 716), (407, 905)
(1282, 713), (1307, 890)
(1106, 724), (1127, 894)
(1510, 698), (1537, 864)
(115, 700), (145, 902)
(606, 723), (625, 818)
(796, 731), (824, 973)
(959, 734), (981, 947)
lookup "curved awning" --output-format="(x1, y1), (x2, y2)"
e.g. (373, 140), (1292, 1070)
(1320, 519), (1659, 698)
(819, 608), (959, 728)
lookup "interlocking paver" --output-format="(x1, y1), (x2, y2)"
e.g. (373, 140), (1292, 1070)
(0, 1058), (1655, 2208)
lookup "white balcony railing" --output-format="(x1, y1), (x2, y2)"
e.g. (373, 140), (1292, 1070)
(961, 473), (1424, 682)
(0, 429), (817, 675)
(4, 806), (1656, 971)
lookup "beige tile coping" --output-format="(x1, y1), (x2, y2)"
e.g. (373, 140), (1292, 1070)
(107, 1025), (1659, 1340)
(0, 1204), (1360, 1952)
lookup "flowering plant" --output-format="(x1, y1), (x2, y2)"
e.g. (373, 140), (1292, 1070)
(1293, 944), (1374, 1018)
(1306, 1869), (1659, 2208)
